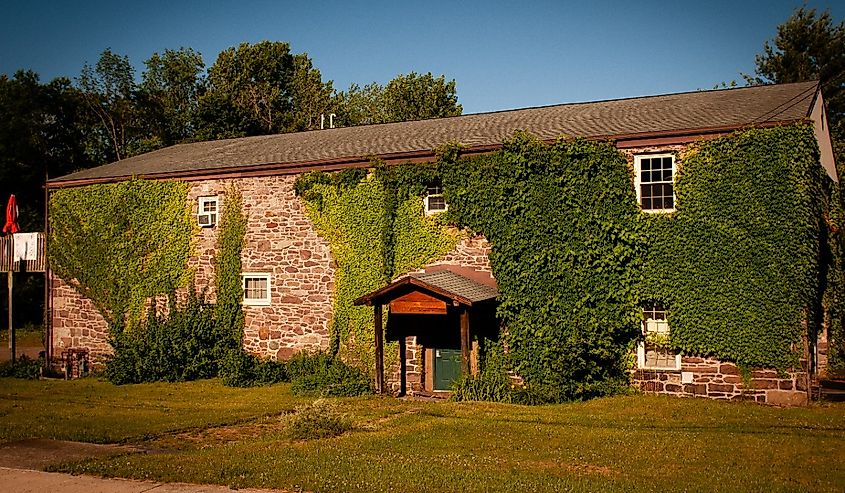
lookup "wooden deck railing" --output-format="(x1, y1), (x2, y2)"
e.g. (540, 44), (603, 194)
(0, 233), (46, 272)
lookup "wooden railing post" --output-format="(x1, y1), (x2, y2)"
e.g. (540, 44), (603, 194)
(374, 304), (384, 394)
(460, 307), (470, 376)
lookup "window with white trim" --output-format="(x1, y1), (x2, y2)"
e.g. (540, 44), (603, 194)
(637, 304), (681, 370)
(424, 182), (447, 215)
(198, 196), (219, 227)
(634, 154), (675, 212)
(242, 273), (271, 306)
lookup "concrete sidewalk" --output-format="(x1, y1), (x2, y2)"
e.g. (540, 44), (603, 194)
(0, 467), (292, 493)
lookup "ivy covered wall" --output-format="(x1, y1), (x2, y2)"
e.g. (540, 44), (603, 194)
(640, 125), (826, 370)
(49, 179), (194, 332)
(295, 169), (461, 371)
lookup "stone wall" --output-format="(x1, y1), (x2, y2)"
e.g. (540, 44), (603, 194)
(632, 356), (810, 406)
(50, 277), (111, 362)
(51, 175), (336, 363)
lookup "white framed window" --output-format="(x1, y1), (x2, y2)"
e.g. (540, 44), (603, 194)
(637, 304), (681, 370)
(634, 154), (675, 212)
(198, 196), (219, 227)
(242, 273), (271, 306)
(424, 182), (447, 215)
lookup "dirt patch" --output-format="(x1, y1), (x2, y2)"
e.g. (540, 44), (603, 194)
(0, 439), (147, 470)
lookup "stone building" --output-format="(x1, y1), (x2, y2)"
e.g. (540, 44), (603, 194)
(47, 81), (836, 404)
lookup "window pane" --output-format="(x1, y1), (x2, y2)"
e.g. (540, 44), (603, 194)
(662, 168), (673, 181)
(641, 196), (652, 210)
(640, 171), (650, 182)
(662, 157), (672, 169)
(641, 158), (652, 171)
(428, 196), (446, 210)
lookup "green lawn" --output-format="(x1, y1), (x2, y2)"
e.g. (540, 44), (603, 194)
(2, 378), (844, 492)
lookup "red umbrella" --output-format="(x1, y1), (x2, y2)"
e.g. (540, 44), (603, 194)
(3, 194), (19, 234)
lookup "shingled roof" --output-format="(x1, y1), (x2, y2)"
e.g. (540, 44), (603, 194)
(51, 81), (820, 186)
(354, 270), (498, 307)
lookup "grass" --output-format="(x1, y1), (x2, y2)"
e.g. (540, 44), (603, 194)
(0, 325), (44, 348)
(1, 378), (844, 492)
(0, 378), (307, 443)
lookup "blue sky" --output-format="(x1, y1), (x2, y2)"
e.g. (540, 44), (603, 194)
(1, 1), (843, 114)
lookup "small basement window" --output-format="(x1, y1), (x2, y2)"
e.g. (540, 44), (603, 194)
(634, 154), (675, 212)
(242, 273), (271, 306)
(637, 304), (681, 370)
(424, 182), (447, 215)
(198, 196), (219, 227)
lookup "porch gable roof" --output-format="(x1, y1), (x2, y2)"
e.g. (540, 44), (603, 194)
(353, 270), (498, 307)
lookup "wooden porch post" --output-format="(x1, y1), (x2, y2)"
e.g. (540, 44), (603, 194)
(460, 306), (470, 376)
(374, 303), (384, 394)
(7, 271), (14, 364)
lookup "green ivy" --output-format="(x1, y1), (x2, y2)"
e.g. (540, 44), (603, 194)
(295, 168), (460, 371)
(640, 125), (825, 370)
(215, 186), (247, 344)
(49, 179), (194, 332)
(441, 133), (643, 401)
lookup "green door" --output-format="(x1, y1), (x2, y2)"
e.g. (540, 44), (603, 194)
(434, 348), (462, 390)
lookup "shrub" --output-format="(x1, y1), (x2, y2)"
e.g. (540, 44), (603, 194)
(451, 343), (519, 403)
(219, 350), (288, 387)
(0, 355), (42, 379)
(105, 288), (238, 385)
(288, 352), (372, 397)
(288, 400), (352, 440)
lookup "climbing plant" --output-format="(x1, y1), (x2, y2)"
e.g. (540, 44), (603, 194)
(215, 185), (248, 344)
(640, 125), (824, 370)
(49, 179), (194, 332)
(295, 167), (460, 371)
(441, 133), (644, 401)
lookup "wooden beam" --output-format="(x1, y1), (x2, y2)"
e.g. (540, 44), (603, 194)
(460, 307), (470, 376)
(374, 304), (384, 394)
(7, 271), (14, 364)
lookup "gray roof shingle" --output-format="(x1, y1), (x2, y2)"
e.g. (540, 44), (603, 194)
(51, 81), (819, 184)
(410, 270), (498, 303)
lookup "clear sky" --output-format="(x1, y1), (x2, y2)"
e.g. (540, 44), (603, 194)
(1, 0), (843, 115)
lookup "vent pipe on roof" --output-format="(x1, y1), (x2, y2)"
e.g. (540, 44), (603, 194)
(320, 113), (337, 130)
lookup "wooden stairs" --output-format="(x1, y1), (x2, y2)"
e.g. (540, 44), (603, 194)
(815, 378), (845, 402)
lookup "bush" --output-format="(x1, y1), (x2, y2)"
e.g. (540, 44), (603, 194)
(0, 355), (42, 379)
(451, 343), (517, 403)
(219, 350), (287, 387)
(105, 288), (238, 385)
(288, 352), (372, 397)
(288, 400), (352, 440)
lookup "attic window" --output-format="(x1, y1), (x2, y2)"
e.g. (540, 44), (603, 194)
(635, 154), (675, 212)
(198, 196), (219, 227)
(637, 304), (681, 370)
(424, 182), (447, 215)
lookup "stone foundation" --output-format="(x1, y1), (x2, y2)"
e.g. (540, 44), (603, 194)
(632, 356), (810, 406)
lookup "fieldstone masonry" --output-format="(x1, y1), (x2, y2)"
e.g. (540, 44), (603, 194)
(51, 175), (335, 363)
(49, 150), (819, 406)
(631, 356), (810, 406)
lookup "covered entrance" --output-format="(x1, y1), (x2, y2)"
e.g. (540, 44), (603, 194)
(354, 269), (498, 395)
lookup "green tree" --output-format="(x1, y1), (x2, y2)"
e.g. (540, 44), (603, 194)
(337, 72), (461, 126)
(289, 53), (338, 131)
(77, 49), (139, 162)
(383, 72), (461, 122)
(138, 48), (205, 148)
(750, 8), (845, 141)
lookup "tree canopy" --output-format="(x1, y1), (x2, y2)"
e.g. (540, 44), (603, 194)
(750, 7), (845, 142)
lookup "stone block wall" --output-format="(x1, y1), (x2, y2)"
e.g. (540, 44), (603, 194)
(632, 356), (810, 406)
(51, 174), (336, 363)
(50, 277), (111, 362)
